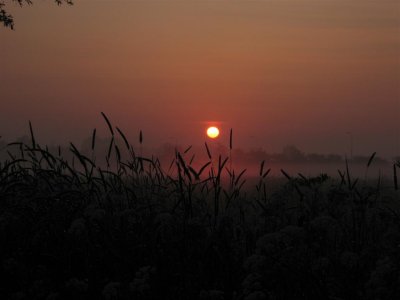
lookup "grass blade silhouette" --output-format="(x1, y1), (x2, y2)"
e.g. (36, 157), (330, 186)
(101, 112), (114, 136)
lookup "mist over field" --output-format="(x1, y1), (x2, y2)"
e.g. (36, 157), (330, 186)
(0, 131), (394, 180)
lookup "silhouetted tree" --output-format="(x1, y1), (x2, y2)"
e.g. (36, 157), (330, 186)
(282, 145), (305, 162)
(0, 0), (72, 29)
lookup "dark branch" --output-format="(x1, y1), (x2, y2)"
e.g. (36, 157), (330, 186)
(0, 0), (73, 30)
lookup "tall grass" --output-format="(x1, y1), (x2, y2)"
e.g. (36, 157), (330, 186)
(0, 114), (399, 299)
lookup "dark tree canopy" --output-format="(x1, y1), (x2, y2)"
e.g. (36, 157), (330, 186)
(0, 0), (73, 29)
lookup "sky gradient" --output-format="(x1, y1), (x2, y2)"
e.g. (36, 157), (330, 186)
(1, 0), (399, 158)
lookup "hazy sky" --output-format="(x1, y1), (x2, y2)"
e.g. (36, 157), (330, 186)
(1, 0), (399, 158)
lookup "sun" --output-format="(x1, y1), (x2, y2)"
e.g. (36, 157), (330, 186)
(207, 126), (220, 139)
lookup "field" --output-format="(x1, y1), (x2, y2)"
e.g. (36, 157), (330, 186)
(1, 119), (399, 300)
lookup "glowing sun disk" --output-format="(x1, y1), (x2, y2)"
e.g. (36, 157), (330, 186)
(207, 126), (220, 139)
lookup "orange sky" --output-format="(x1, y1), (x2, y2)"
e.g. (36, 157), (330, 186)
(1, 0), (399, 158)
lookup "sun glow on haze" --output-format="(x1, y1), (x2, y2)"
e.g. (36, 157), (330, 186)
(207, 126), (220, 139)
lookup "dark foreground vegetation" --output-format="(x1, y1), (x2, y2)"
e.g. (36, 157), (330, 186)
(1, 118), (400, 300)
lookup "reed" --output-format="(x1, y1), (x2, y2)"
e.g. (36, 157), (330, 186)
(0, 115), (398, 300)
